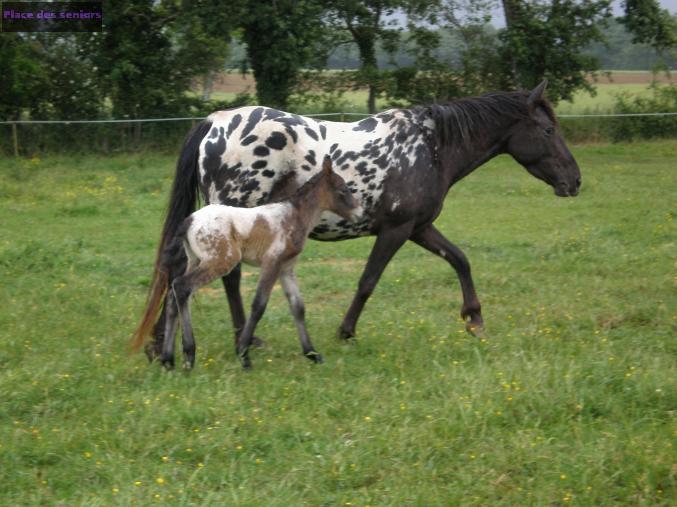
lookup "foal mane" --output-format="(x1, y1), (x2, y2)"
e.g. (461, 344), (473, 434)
(421, 91), (557, 148)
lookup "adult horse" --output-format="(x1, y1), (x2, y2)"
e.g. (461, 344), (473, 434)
(140, 80), (581, 360)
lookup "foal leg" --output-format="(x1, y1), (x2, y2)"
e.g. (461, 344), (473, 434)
(410, 224), (484, 335)
(221, 264), (265, 349)
(172, 265), (225, 370)
(237, 263), (280, 369)
(148, 254), (187, 362)
(280, 266), (322, 363)
(339, 221), (415, 340)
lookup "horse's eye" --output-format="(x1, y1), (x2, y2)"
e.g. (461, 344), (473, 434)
(544, 126), (555, 136)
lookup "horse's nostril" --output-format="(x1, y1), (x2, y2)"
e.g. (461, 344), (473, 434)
(575, 177), (581, 188)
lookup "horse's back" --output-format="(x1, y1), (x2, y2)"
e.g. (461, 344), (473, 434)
(199, 107), (327, 207)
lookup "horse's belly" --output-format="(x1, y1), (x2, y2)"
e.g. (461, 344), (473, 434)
(309, 211), (373, 240)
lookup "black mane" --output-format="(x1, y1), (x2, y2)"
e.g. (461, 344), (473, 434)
(421, 91), (557, 148)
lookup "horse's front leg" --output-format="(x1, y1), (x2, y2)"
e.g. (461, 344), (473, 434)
(222, 264), (265, 349)
(410, 224), (484, 335)
(237, 263), (280, 369)
(339, 221), (415, 340)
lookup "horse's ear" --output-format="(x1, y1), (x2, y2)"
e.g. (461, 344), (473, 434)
(528, 79), (548, 110)
(322, 155), (333, 174)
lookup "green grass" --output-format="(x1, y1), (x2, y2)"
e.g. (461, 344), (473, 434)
(555, 84), (656, 115)
(1, 141), (675, 505)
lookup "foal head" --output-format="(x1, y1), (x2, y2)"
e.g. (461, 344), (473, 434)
(504, 81), (581, 197)
(315, 156), (363, 221)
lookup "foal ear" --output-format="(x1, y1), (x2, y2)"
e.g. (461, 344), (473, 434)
(322, 155), (333, 174)
(527, 79), (548, 111)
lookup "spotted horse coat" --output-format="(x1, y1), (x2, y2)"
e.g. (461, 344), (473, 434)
(143, 83), (582, 360)
(199, 106), (436, 241)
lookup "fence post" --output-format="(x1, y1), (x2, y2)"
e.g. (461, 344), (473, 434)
(12, 122), (19, 157)
(340, 112), (345, 122)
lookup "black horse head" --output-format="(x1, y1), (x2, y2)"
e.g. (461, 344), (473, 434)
(504, 80), (581, 197)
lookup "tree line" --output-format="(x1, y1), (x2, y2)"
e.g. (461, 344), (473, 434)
(1, 0), (675, 122)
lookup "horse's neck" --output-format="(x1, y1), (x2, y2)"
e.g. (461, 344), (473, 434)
(288, 187), (325, 233)
(439, 116), (514, 188)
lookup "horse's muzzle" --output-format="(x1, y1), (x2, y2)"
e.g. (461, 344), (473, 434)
(554, 177), (581, 197)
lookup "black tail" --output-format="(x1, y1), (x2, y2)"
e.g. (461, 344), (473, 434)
(130, 120), (212, 352)
(159, 120), (213, 256)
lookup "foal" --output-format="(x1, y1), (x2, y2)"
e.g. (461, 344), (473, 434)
(132, 156), (362, 369)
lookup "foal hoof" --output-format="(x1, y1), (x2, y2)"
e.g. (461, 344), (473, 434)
(305, 351), (324, 364)
(182, 359), (194, 371)
(161, 358), (175, 371)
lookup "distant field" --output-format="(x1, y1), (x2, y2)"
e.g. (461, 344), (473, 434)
(1, 140), (675, 505)
(204, 70), (672, 115)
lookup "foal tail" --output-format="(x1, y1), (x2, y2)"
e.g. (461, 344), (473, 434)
(130, 119), (212, 352)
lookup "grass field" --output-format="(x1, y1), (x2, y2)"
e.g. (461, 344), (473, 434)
(1, 140), (675, 505)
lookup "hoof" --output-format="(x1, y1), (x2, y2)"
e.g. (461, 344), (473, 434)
(337, 327), (356, 341)
(161, 358), (175, 371)
(305, 351), (324, 364)
(182, 359), (194, 371)
(251, 336), (266, 349)
(144, 342), (160, 363)
(465, 321), (486, 338)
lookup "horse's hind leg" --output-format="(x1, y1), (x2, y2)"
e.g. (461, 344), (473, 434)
(280, 266), (322, 364)
(160, 290), (180, 370)
(410, 224), (484, 336)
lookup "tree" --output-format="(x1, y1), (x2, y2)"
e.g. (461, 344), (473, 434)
(499, 0), (677, 103)
(327, 1), (439, 113)
(0, 34), (50, 120)
(239, 0), (327, 109)
(90, 0), (232, 119)
(499, 0), (612, 102)
(619, 0), (677, 53)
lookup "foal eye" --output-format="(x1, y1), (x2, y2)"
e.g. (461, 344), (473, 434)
(544, 126), (555, 136)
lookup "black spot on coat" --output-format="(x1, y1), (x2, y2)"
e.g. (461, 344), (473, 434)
(253, 145), (270, 157)
(265, 132), (287, 150)
(353, 117), (378, 132)
(240, 107), (263, 139)
(252, 160), (268, 169)
(226, 114), (242, 137)
(304, 127), (319, 141)
(241, 134), (258, 146)
(263, 109), (285, 121)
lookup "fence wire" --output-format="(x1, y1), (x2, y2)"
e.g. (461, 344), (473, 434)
(2, 111), (676, 155)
